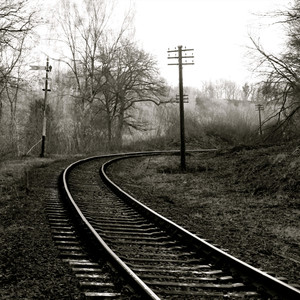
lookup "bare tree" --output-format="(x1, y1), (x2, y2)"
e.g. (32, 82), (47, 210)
(198, 81), (216, 101)
(250, 1), (300, 138)
(242, 82), (255, 101)
(218, 79), (240, 100)
(98, 39), (168, 148)
(55, 0), (168, 150)
(250, 36), (300, 136)
(0, 0), (37, 155)
(0, 0), (36, 81)
(55, 0), (133, 151)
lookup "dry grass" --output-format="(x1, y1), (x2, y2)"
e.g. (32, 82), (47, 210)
(0, 157), (52, 182)
(0, 156), (83, 299)
(108, 145), (300, 285)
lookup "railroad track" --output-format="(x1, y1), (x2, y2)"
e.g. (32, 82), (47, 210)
(59, 152), (300, 299)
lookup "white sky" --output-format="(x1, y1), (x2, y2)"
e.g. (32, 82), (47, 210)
(35, 0), (291, 88)
(131, 0), (291, 87)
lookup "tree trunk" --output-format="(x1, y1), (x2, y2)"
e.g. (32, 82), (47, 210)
(106, 115), (112, 150)
(115, 95), (125, 148)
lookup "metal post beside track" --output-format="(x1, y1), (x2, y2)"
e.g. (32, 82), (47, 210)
(30, 58), (52, 157)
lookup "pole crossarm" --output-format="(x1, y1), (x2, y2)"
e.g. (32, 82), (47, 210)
(169, 56), (194, 59)
(167, 48), (194, 53)
(182, 56), (195, 59)
(167, 49), (179, 53)
(168, 63), (194, 65)
(181, 48), (194, 52)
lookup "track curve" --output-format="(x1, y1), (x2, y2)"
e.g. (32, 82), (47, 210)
(62, 151), (300, 299)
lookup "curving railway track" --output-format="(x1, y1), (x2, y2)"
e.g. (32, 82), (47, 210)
(56, 151), (300, 299)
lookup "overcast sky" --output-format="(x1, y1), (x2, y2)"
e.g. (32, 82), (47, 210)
(38, 0), (291, 88)
(131, 0), (291, 87)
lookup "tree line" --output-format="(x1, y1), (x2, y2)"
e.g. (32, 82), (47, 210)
(0, 0), (169, 157)
(249, 0), (300, 138)
(1, 0), (299, 159)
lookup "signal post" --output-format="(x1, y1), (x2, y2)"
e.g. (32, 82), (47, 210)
(30, 58), (52, 157)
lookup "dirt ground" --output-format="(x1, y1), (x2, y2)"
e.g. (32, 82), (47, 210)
(107, 143), (300, 288)
(0, 143), (299, 298)
(0, 157), (84, 299)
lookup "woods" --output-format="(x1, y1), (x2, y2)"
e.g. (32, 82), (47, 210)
(0, 0), (168, 157)
(249, 1), (300, 138)
(1, 0), (300, 159)
(0, 0), (37, 156)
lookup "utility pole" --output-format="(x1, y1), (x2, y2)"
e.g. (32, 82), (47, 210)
(255, 103), (264, 136)
(40, 58), (52, 157)
(168, 46), (194, 171)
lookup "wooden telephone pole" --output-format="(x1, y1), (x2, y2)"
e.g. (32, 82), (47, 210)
(255, 103), (264, 136)
(168, 46), (194, 171)
(41, 58), (52, 157)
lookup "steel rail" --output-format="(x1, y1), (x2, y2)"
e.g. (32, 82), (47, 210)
(100, 153), (300, 300)
(63, 153), (164, 300)
(62, 149), (216, 299)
